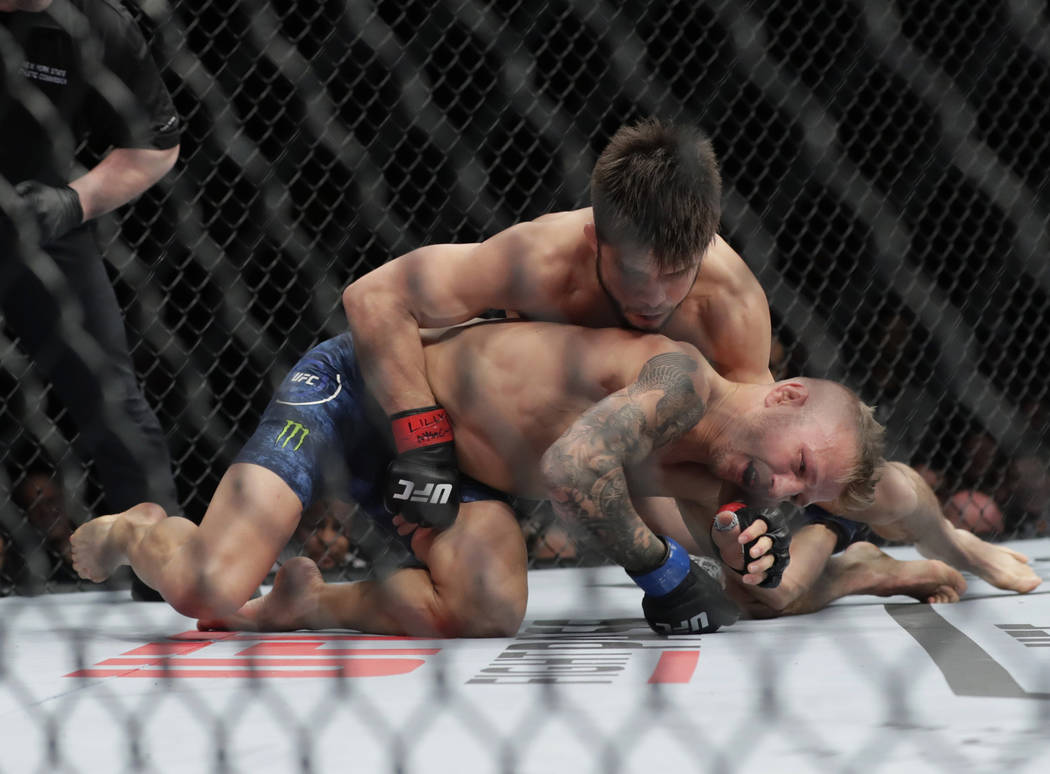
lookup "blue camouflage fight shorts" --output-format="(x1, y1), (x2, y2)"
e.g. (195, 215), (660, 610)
(792, 504), (870, 553)
(233, 333), (509, 559)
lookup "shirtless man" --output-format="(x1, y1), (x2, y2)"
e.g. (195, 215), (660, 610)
(71, 318), (891, 636)
(342, 118), (1038, 613)
(72, 120), (1040, 633)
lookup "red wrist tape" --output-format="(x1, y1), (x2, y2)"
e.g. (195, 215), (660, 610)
(390, 407), (454, 453)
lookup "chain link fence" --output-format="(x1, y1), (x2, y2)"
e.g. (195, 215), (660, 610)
(3, 0), (1050, 591)
(2, 2), (1050, 772)
(1, 0), (1048, 616)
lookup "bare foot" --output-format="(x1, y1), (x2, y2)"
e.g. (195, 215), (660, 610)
(198, 556), (326, 631)
(839, 542), (967, 603)
(70, 503), (165, 582)
(950, 528), (1042, 593)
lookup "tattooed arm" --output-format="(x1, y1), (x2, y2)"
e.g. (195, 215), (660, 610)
(539, 345), (710, 573)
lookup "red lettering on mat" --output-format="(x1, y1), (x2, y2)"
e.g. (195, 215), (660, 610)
(65, 631), (440, 679)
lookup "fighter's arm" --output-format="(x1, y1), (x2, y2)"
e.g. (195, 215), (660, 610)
(342, 222), (551, 414)
(541, 345), (744, 634)
(539, 344), (710, 572)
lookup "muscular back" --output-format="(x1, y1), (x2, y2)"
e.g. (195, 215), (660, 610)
(421, 320), (699, 497)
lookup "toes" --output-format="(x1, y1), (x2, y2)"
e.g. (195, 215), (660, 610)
(1021, 576), (1042, 593)
(927, 586), (958, 604)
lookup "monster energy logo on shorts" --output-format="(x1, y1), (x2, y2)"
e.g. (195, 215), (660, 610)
(276, 420), (310, 450)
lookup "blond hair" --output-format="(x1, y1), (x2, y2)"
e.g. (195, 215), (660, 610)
(803, 379), (885, 511)
(837, 397), (885, 511)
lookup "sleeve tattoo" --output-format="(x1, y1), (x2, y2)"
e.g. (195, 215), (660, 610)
(542, 352), (707, 572)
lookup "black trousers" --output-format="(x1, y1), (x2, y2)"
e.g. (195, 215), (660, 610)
(1, 225), (179, 514)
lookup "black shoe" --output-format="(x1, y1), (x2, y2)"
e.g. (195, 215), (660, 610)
(130, 572), (163, 601)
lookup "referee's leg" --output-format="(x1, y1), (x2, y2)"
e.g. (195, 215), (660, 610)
(3, 234), (180, 599)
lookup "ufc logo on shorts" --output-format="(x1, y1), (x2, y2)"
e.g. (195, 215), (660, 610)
(391, 479), (453, 504)
(654, 612), (709, 635)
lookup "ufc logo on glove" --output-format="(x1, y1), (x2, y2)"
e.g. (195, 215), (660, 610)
(385, 406), (461, 527)
(390, 479), (454, 505)
(653, 612), (710, 635)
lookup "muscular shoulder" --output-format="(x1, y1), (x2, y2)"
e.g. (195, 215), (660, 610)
(621, 335), (712, 396)
(78, 0), (149, 58)
(666, 235), (773, 384)
(697, 236), (765, 297)
(498, 209), (593, 305)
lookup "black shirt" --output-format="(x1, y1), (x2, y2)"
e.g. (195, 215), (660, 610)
(0, 0), (181, 186)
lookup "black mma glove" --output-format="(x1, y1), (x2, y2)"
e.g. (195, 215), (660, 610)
(628, 536), (740, 635)
(716, 501), (796, 589)
(15, 180), (83, 243)
(384, 405), (460, 528)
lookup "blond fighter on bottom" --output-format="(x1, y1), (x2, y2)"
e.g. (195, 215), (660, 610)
(77, 315), (1029, 638)
(340, 119), (1038, 621)
(72, 318), (1020, 637)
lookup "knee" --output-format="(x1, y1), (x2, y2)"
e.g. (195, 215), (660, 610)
(400, 579), (527, 639)
(463, 583), (527, 637)
(456, 557), (528, 637)
(165, 578), (248, 621)
(164, 556), (257, 621)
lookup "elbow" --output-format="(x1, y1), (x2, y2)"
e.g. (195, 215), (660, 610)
(341, 280), (365, 318)
(539, 445), (566, 495)
(341, 282), (370, 332)
(540, 442), (584, 510)
(342, 277), (389, 329)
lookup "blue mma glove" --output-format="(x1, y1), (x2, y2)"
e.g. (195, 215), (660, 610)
(628, 536), (740, 635)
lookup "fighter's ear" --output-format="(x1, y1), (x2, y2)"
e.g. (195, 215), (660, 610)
(764, 380), (809, 407)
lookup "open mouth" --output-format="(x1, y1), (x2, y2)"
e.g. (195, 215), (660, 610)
(631, 312), (666, 329)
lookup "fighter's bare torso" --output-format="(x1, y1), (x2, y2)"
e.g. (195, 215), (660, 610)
(421, 319), (725, 511)
(405, 208), (773, 385)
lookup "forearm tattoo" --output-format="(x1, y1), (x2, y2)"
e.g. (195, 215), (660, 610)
(544, 351), (707, 573)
